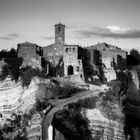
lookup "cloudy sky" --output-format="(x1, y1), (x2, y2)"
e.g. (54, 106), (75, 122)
(0, 0), (140, 52)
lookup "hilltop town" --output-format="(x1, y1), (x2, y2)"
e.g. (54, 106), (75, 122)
(0, 24), (140, 140)
(17, 23), (127, 83)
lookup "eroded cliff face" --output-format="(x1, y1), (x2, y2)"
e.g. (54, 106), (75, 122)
(0, 71), (128, 140)
(130, 70), (139, 90)
(0, 77), (42, 140)
(86, 108), (124, 140)
(82, 93), (125, 140)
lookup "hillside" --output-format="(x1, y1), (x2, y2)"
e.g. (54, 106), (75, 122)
(1, 49), (140, 140)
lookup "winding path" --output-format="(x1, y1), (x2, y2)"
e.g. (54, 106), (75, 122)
(42, 85), (107, 140)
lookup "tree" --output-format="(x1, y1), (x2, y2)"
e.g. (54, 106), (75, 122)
(0, 113), (29, 140)
(130, 49), (140, 62)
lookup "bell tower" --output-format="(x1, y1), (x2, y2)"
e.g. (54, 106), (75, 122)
(55, 23), (65, 45)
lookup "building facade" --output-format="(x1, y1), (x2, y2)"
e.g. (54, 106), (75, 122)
(17, 42), (42, 60)
(63, 45), (84, 81)
(43, 23), (65, 66)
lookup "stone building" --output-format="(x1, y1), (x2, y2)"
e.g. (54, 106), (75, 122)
(17, 42), (43, 68)
(17, 23), (127, 82)
(89, 43), (127, 70)
(63, 45), (84, 81)
(42, 23), (65, 66)
(86, 43), (127, 82)
(17, 41), (42, 60)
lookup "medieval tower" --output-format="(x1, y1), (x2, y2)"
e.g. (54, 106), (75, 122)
(55, 23), (65, 45)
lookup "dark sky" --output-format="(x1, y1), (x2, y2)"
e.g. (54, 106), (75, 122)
(0, 0), (140, 51)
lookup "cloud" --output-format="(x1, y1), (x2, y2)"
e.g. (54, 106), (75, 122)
(0, 36), (12, 40)
(76, 26), (140, 39)
(0, 33), (20, 40)
(66, 25), (78, 29)
(41, 36), (54, 40)
(7, 33), (20, 38)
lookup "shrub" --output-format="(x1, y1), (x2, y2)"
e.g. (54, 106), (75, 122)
(68, 97), (97, 110)
(35, 98), (51, 112)
(52, 83), (85, 99)
(53, 97), (98, 140)
(0, 48), (23, 81)
(0, 64), (9, 81)
(19, 66), (44, 87)
(0, 113), (29, 140)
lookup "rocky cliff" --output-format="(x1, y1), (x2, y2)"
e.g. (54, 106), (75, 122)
(1, 67), (140, 140)
(86, 106), (124, 139)
(0, 77), (42, 140)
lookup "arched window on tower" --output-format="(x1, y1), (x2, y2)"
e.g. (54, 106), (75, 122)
(58, 26), (61, 32)
(66, 48), (68, 52)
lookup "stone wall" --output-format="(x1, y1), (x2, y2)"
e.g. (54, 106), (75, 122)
(18, 42), (42, 59)
(43, 43), (63, 66)
(17, 42), (42, 68)
(89, 43), (127, 69)
(86, 43), (127, 82)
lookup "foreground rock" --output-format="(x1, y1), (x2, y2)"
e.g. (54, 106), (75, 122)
(0, 77), (42, 140)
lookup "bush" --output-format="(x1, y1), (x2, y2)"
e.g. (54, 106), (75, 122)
(52, 83), (85, 99)
(53, 97), (98, 140)
(68, 97), (97, 110)
(35, 98), (51, 111)
(0, 64), (9, 81)
(19, 66), (44, 87)
(0, 48), (23, 81)
(0, 113), (29, 140)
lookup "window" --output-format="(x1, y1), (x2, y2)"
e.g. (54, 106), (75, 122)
(77, 66), (80, 71)
(66, 48), (68, 52)
(78, 61), (80, 64)
(73, 48), (75, 51)
(58, 26), (61, 32)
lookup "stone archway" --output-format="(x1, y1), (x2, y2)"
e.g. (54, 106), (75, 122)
(67, 65), (74, 75)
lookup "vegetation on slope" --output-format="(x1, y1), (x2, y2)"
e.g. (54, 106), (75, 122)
(38, 78), (86, 100)
(117, 49), (140, 139)
(122, 68), (140, 139)
(53, 97), (97, 140)
(0, 110), (34, 140)
(0, 49), (23, 81)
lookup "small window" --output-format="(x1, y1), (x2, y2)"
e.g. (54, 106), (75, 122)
(66, 48), (68, 52)
(73, 48), (75, 51)
(78, 61), (80, 64)
(58, 27), (61, 32)
(77, 66), (80, 71)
